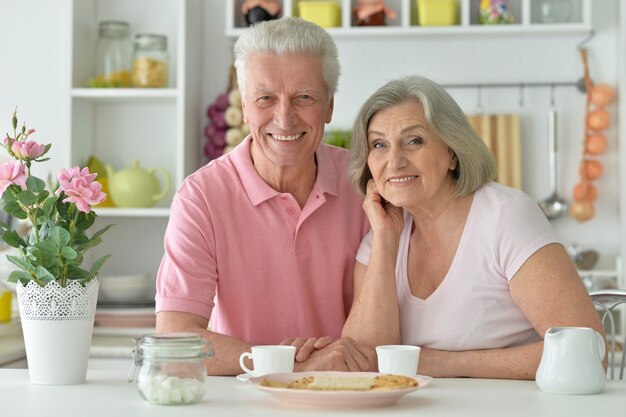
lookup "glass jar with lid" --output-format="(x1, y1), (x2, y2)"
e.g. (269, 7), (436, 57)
(129, 333), (213, 405)
(90, 21), (132, 88)
(132, 34), (169, 88)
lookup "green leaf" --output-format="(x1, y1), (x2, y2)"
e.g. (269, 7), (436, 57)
(26, 176), (46, 193)
(89, 223), (115, 244)
(36, 190), (50, 204)
(3, 201), (27, 219)
(0, 220), (9, 231)
(67, 265), (90, 280)
(55, 197), (69, 220)
(31, 240), (58, 266)
(6, 254), (32, 271)
(34, 266), (55, 284)
(2, 230), (26, 248)
(42, 196), (57, 217)
(7, 270), (32, 284)
(0, 189), (16, 203)
(75, 211), (96, 231)
(2, 201), (19, 212)
(60, 246), (78, 260)
(17, 190), (37, 206)
(89, 254), (111, 276)
(49, 226), (71, 247)
(28, 229), (38, 246)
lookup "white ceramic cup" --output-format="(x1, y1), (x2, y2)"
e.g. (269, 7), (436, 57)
(376, 345), (421, 376)
(239, 345), (296, 377)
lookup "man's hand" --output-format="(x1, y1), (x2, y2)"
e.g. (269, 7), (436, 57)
(280, 336), (334, 362)
(292, 337), (376, 372)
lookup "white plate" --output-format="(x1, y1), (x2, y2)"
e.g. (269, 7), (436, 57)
(249, 371), (431, 409)
(236, 373), (252, 382)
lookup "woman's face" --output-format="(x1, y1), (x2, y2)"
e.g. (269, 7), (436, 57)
(366, 100), (457, 208)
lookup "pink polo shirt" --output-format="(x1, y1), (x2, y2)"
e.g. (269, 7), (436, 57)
(156, 136), (369, 344)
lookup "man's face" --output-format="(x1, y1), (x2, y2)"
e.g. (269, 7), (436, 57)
(241, 53), (334, 170)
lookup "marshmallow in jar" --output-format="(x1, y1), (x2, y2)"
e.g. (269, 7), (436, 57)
(130, 332), (213, 405)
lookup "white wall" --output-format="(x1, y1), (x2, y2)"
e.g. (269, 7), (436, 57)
(0, 0), (70, 178)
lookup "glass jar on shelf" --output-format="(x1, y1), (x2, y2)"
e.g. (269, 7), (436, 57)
(129, 332), (213, 405)
(89, 21), (132, 88)
(538, 0), (571, 23)
(132, 34), (169, 88)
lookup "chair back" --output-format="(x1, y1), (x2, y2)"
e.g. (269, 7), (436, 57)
(590, 289), (626, 380)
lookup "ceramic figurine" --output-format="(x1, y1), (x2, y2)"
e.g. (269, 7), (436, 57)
(353, 0), (397, 26)
(242, 0), (281, 26)
(479, 0), (515, 24)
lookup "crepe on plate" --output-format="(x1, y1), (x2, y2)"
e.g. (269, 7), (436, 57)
(260, 374), (418, 391)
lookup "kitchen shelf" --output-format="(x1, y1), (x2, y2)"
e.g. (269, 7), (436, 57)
(95, 207), (171, 218)
(65, 0), (202, 280)
(226, 0), (591, 37)
(92, 327), (155, 337)
(72, 88), (178, 101)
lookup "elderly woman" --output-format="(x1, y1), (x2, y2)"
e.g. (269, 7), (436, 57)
(342, 75), (604, 380)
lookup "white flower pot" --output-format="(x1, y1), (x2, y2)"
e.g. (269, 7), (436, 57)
(16, 278), (99, 385)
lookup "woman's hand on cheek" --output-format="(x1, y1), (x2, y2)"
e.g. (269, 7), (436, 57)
(363, 179), (404, 238)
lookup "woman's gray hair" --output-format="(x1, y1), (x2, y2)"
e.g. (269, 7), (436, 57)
(233, 17), (340, 97)
(349, 75), (496, 196)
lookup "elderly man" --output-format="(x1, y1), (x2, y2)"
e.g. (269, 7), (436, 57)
(155, 17), (371, 375)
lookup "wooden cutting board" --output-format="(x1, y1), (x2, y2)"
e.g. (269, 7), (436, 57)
(467, 113), (522, 189)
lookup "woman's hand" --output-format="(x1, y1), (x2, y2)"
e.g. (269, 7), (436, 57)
(363, 179), (404, 239)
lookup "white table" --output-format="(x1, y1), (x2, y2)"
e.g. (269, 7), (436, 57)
(1, 369), (624, 417)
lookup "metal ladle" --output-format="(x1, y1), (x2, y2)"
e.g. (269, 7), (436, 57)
(539, 109), (568, 219)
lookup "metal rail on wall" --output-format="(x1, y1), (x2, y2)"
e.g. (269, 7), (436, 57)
(441, 81), (584, 109)
(439, 31), (595, 93)
(440, 81), (580, 89)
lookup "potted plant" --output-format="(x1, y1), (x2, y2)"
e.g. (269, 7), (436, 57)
(0, 109), (113, 385)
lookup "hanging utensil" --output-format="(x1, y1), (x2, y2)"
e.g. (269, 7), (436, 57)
(539, 109), (568, 219)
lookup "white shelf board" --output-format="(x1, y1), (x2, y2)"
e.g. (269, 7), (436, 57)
(92, 327), (155, 337)
(71, 88), (178, 101)
(578, 270), (619, 278)
(226, 24), (592, 38)
(94, 207), (171, 218)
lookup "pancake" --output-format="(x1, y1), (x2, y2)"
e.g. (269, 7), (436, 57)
(259, 374), (417, 391)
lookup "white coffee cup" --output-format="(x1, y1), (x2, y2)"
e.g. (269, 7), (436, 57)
(239, 345), (296, 377)
(376, 345), (421, 376)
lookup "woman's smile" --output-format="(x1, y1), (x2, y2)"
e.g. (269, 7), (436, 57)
(387, 175), (418, 184)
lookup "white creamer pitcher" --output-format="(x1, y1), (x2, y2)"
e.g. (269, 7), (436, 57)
(536, 327), (606, 395)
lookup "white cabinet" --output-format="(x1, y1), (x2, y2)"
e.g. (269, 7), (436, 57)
(66, 0), (202, 278)
(226, 0), (591, 36)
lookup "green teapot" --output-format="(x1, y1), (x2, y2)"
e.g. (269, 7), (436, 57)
(106, 160), (171, 208)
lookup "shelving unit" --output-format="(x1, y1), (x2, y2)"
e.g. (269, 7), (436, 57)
(65, 0), (202, 278)
(226, 0), (591, 37)
(72, 88), (178, 100)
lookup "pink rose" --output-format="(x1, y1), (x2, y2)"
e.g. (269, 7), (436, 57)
(55, 166), (106, 213)
(11, 140), (46, 160)
(0, 160), (27, 195)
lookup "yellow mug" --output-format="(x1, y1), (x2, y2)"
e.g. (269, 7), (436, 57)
(0, 291), (12, 322)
